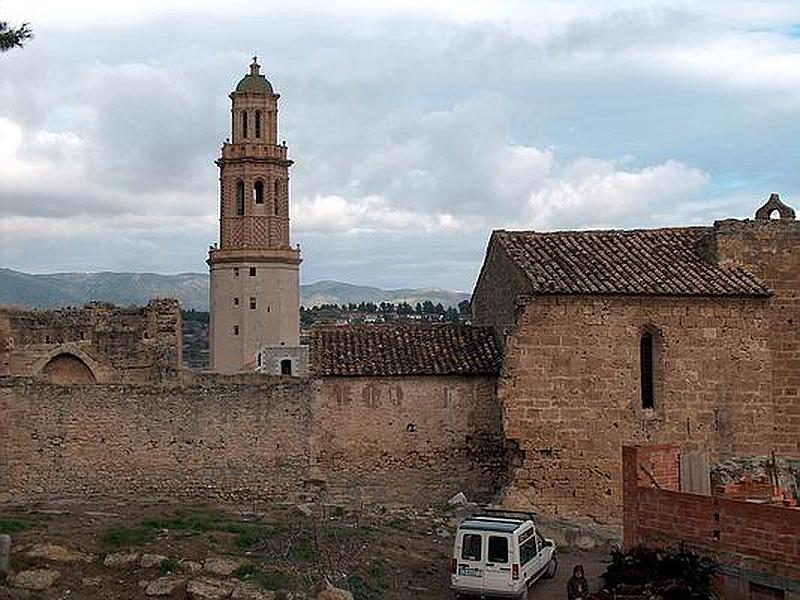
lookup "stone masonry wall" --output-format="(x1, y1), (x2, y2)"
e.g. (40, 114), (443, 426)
(470, 236), (532, 343)
(0, 300), (182, 384)
(0, 378), (312, 504)
(0, 373), (505, 508)
(500, 295), (773, 524)
(311, 376), (504, 506)
(712, 218), (800, 457)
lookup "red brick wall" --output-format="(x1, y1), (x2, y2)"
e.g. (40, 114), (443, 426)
(623, 445), (800, 586)
(500, 295), (772, 524)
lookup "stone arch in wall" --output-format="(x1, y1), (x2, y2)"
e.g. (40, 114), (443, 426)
(42, 353), (96, 384)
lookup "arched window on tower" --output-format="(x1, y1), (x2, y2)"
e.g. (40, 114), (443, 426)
(236, 181), (245, 216)
(274, 179), (280, 215)
(242, 111), (248, 139)
(254, 180), (264, 204)
(255, 110), (262, 139)
(640, 329), (656, 409)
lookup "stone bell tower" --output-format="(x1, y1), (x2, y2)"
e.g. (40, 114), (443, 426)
(207, 57), (305, 374)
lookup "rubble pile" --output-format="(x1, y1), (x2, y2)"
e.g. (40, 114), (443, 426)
(589, 547), (717, 600)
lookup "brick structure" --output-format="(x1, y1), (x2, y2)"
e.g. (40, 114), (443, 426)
(0, 299), (181, 384)
(208, 58), (304, 374)
(623, 444), (800, 599)
(472, 194), (800, 524)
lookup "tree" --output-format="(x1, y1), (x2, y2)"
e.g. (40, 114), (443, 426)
(0, 20), (32, 52)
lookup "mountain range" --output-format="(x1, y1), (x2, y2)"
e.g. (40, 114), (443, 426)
(0, 269), (470, 311)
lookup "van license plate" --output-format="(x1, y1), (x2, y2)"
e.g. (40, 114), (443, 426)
(458, 565), (482, 577)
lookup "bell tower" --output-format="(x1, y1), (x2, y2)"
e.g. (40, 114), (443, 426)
(207, 57), (304, 373)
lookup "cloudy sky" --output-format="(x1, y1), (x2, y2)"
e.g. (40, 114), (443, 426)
(1, 1), (799, 291)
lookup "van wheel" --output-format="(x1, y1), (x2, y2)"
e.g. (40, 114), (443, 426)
(543, 555), (558, 579)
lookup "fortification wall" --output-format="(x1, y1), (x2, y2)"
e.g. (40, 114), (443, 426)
(0, 378), (312, 504)
(0, 373), (505, 508)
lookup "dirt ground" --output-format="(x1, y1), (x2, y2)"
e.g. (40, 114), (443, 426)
(0, 497), (612, 599)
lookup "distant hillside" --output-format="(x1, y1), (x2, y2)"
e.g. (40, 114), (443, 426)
(0, 269), (469, 310)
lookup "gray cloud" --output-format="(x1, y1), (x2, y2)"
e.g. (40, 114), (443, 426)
(0, 2), (799, 290)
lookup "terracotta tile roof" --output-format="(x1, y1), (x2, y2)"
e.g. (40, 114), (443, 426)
(495, 227), (770, 297)
(309, 324), (502, 377)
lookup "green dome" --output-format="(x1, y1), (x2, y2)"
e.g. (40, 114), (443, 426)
(234, 57), (273, 94)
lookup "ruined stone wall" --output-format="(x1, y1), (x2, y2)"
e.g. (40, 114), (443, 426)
(0, 373), (505, 508)
(500, 295), (773, 524)
(312, 375), (504, 506)
(0, 300), (182, 384)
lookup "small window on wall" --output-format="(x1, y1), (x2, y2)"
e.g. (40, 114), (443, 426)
(233, 325), (239, 336)
(640, 330), (656, 409)
(236, 181), (245, 216)
(280, 359), (292, 376)
(255, 110), (262, 139)
(273, 179), (280, 215)
(234, 297), (239, 306)
(242, 111), (248, 138)
(249, 297), (256, 310)
(249, 267), (256, 276)
(233, 267), (239, 277)
(254, 180), (264, 204)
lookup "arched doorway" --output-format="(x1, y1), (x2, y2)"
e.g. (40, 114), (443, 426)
(42, 353), (96, 384)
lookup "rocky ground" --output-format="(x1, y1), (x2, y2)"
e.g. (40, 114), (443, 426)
(0, 497), (614, 600)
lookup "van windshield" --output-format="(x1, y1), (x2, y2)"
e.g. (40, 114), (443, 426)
(462, 534), (482, 561)
(488, 536), (508, 563)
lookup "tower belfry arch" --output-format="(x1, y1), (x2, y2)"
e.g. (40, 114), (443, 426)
(207, 57), (304, 373)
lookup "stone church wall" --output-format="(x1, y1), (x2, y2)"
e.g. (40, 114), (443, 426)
(0, 373), (505, 507)
(0, 300), (182, 384)
(499, 294), (774, 524)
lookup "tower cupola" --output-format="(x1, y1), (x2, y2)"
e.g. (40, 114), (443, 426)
(234, 57), (274, 94)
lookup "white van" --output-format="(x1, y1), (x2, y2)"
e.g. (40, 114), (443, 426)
(450, 511), (557, 599)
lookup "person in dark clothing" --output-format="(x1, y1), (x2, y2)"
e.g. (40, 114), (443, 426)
(567, 564), (589, 600)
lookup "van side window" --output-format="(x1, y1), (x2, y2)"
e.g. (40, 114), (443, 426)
(520, 537), (537, 565)
(461, 534), (482, 561)
(488, 536), (508, 564)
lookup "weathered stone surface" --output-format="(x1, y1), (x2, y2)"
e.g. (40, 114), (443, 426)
(103, 551), (140, 567)
(26, 543), (94, 563)
(82, 576), (102, 587)
(232, 582), (275, 600)
(10, 569), (60, 591)
(565, 528), (596, 550)
(0, 534), (10, 576)
(447, 492), (468, 506)
(187, 577), (235, 600)
(203, 556), (243, 577)
(145, 575), (186, 596)
(315, 581), (353, 600)
(180, 559), (203, 573)
(141, 553), (169, 568)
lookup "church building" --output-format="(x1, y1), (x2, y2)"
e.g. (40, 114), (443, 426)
(207, 58), (306, 374)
